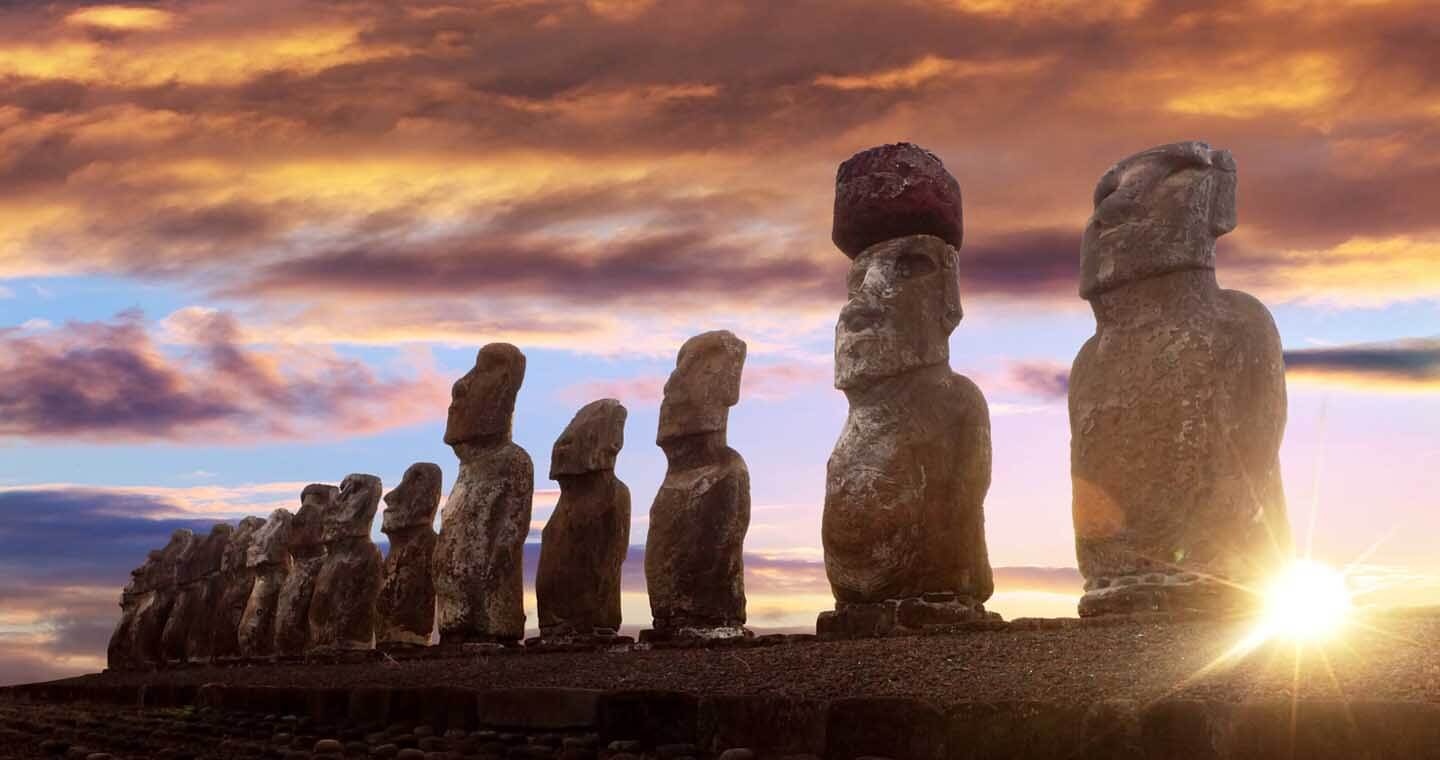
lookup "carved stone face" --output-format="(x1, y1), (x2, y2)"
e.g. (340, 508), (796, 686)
(247, 509), (293, 567)
(222, 516), (266, 572)
(381, 462), (442, 533)
(327, 474), (382, 542)
(657, 331), (746, 444)
(289, 484), (335, 551)
(835, 234), (961, 390)
(444, 343), (526, 450)
(1080, 141), (1237, 299)
(551, 399), (627, 477)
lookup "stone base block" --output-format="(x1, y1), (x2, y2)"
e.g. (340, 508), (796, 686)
(639, 625), (752, 644)
(1078, 574), (1256, 617)
(817, 595), (996, 639)
(525, 631), (636, 650)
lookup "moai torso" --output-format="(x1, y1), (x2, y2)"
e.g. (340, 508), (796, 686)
(310, 474), (384, 651)
(273, 486), (332, 656)
(433, 343), (533, 645)
(164, 523), (230, 663)
(133, 530), (192, 666)
(819, 144), (993, 636)
(1070, 142), (1290, 616)
(212, 515), (265, 659)
(537, 399), (632, 640)
(644, 331), (751, 638)
(377, 462), (442, 647)
(239, 509), (293, 658)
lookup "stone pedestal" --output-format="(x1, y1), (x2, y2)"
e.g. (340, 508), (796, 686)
(816, 594), (994, 639)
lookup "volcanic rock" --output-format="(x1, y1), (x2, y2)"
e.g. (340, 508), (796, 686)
(309, 474), (384, 651)
(274, 485), (334, 657)
(239, 509), (293, 658)
(131, 530), (193, 666)
(211, 515), (266, 659)
(832, 142), (963, 258)
(163, 523), (230, 664)
(378, 462), (443, 648)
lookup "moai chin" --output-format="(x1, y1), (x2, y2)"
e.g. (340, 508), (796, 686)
(536, 399), (631, 644)
(273, 484), (334, 657)
(163, 522), (231, 664)
(132, 530), (192, 666)
(309, 473), (384, 651)
(643, 331), (751, 642)
(1070, 141), (1291, 616)
(433, 343), (534, 645)
(211, 515), (266, 660)
(377, 462), (443, 648)
(818, 143), (995, 639)
(238, 509), (293, 658)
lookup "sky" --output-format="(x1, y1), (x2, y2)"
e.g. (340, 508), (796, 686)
(1, 0), (1438, 686)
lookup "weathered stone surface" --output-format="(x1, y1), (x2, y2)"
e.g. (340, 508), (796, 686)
(537, 399), (631, 640)
(162, 523), (231, 664)
(310, 474), (384, 651)
(106, 552), (156, 670)
(822, 208), (992, 621)
(378, 463), (442, 648)
(832, 143), (963, 258)
(1070, 142), (1290, 616)
(211, 515), (266, 659)
(434, 344), (534, 644)
(274, 485), (334, 657)
(645, 331), (750, 638)
(238, 509), (293, 658)
(131, 530), (193, 666)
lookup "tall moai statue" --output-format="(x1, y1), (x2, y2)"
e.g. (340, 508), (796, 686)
(107, 552), (156, 670)
(433, 343), (533, 645)
(536, 399), (631, 644)
(1070, 141), (1291, 616)
(309, 473), (384, 651)
(818, 143), (995, 638)
(273, 485), (333, 657)
(377, 463), (443, 649)
(132, 529), (192, 666)
(163, 522), (231, 663)
(238, 509), (293, 658)
(211, 515), (266, 660)
(643, 331), (751, 641)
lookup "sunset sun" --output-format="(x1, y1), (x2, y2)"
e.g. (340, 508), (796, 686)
(1252, 559), (1354, 644)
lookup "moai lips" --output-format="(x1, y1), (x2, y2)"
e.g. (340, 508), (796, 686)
(211, 515), (266, 660)
(310, 473), (384, 651)
(377, 462), (442, 648)
(644, 331), (751, 641)
(434, 344), (534, 645)
(537, 399), (631, 642)
(273, 484), (333, 657)
(819, 144), (995, 638)
(1070, 141), (1290, 616)
(238, 508), (293, 658)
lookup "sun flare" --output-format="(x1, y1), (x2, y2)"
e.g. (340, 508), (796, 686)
(1253, 559), (1354, 644)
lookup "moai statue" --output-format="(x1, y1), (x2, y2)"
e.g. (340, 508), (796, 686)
(238, 509), (293, 658)
(643, 331), (751, 641)
(818, 143), (995, 639)
(132, 530), (192, 666)
(1070, 141), (1291, 616)
(273, 485), (333, 657)
(107, 553), (155, 670)
(309, 474), (384, 652)
(377, 462), (442, 649)
(536, 399), (631, 644)
(211, 515), (266, 660)
(163, 522), (231, 664)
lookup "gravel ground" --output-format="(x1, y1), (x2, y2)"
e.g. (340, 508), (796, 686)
(51, 611), (1440, 707)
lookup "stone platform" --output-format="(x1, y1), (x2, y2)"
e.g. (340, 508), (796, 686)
(5, 610), (1439, 759)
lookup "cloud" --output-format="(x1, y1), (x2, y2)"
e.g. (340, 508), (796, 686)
(996, 360), (1071, 400)
(560, 361), (832, 406)
(0, 309), (449, 442)
(1285, 337), (1440, 391)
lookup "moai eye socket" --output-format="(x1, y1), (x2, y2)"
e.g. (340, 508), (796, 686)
(895, 252), (937, 279)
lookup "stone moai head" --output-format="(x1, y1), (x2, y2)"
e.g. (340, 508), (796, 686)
(832, 143), (964, 391)
(1080, 140), (1237, 300)
(657, 331), (746, 445)
(181, 523), (232, 581)
(222, 516), (267, 573)
(551, 399), (627, 478)
(289, 484), (336, 553)
(381, 462), (442, 534)
(444, 343), (526, 455)
(126, 551), (158, 596)
(326, 474), (382, 542)
(247, 509), (293, 568)
(158, 530), (196, 589)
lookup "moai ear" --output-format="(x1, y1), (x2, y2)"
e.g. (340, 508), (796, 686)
(941, 245), (963, 333)
(1208, 149), (1238, 237)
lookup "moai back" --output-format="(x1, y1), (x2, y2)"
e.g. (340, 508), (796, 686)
(1070, 141), (1291, 615)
